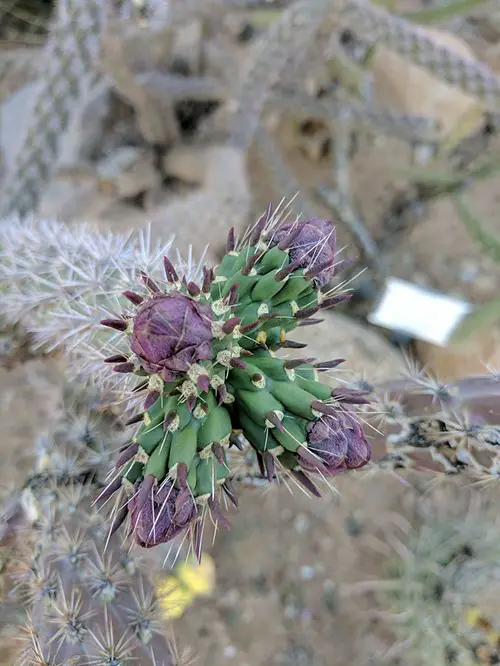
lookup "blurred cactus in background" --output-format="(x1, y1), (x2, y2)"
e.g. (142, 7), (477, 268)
(0, 216), (176, 357)
(361, 369), (500, 479)
(359, 485), (500, 666)
(0, 0), (105, 219)
(1, 380), (181, 666)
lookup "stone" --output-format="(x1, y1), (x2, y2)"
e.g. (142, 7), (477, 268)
(416, 324), (500, 381)
(96, 146), (160, 198)
(150, 144), (251, 259)
(284, 310), (405, 383)
(162, 144), (210, 184)
(372, 26), (484, 141)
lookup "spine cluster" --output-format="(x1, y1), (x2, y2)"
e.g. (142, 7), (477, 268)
(364, 373), (500, 479)
(5, 383), (175, 666)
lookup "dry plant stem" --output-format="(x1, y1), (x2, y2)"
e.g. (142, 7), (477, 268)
(254, 127), (318, 219)
(101, 21), (181, 146)
(367, 373), (500, 479)
(342, 0), (500, 109)
(333, 113), (351, 201)
(317, 183), (381, 266)
(0, 0), (105, 219)
(228, 0), (340, 151)
(268, 89), (439, 145)
(317, 109), (382, 269)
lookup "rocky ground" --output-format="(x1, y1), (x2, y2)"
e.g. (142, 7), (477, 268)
(2, 2), (500, 664)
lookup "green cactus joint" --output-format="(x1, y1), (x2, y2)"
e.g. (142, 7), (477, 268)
(99, 209), (371, 557)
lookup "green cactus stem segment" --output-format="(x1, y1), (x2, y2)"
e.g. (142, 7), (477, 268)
(293, 373), (333, 401)
(238, 410), (283, 453)
(144, 435), (172, 480)
(168, 422), (199, 475)
(272, 416), (308, 453)
(236, 389), (285, 427)
(266, 379), (320, 420)
(197, 404), (233, 449)
(123, 460), (144, 485)
(195, 455), (230, 498)
(258, 245), (289, 273)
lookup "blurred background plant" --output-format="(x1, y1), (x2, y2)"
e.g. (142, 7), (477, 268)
(336, 480), (500, 666)
(1, 0), (500, 664)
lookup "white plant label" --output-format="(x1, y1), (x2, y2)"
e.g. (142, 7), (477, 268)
(369, 277), (472, 346)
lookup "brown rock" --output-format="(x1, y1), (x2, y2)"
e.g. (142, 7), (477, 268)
(281, 310), (405, 383)
(416, 324), (500, 381)
(96, 146), (160, 198)
(92, 144), (249, 265)
(372, 26), (484, 140)
(162, 144), (209, 184)
(149, 144), (251, 259)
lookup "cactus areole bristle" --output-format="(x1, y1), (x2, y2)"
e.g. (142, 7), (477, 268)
(99, 209), (371, 553)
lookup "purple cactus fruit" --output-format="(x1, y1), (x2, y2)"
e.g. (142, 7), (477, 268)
(128, 478), (197, 548)
(270, 218), (337, 287)
(130, 293), (213, 381)
(300, 407), (371, 475)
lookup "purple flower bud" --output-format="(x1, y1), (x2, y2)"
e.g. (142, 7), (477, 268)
(130, 293), (213, 381)
(300, 407), (371, 476)
(270, 218), (336, 287)
(128, 479), (197, 548)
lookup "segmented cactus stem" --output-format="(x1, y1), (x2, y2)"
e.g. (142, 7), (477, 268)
(228, 0), (338, 151)
(369, 486), (500, 665)
(0, 0), (105, 218)
(95, 212), (371, 555)
(342, 0), (500, 109)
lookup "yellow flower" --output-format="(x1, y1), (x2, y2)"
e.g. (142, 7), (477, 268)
(465, 606), (482, 627)
(176, 554), (216, 597)
(156, 576), (195, 620)
(155, 554), (216, 620)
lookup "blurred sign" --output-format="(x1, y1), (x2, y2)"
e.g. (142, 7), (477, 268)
(368, 277), (472, 346)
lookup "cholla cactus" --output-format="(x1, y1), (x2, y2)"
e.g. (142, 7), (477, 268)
(16, 494), (175, 666)
(0, 0), (105, 219)
(362, 369), (500, 479)
(29, 380), (129, 487)
(97, 209), (371, 555)
(370, 487), (500, 665)
(0, 216), (178, 355)
(3, 381), (178, 666)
